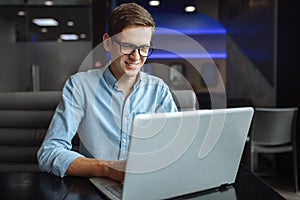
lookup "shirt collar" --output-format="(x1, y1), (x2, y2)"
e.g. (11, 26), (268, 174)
(103, 64), (118, 88)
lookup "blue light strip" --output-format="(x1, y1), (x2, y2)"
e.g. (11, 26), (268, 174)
(150, 52), (227, 59)
(155, 28), (226, 35)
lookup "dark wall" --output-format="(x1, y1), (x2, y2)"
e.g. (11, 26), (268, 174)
(219, 0), (276, 87)
(276, 0), (300, 184)
(277, 1), (300, 107)
(218, 0), (276, 106)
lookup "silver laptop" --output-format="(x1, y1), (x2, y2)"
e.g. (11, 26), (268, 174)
(89, 107), (254, 200)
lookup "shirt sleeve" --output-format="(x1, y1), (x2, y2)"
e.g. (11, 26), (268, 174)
(157, 83), (178, 113)
(37, 76), (85, 177)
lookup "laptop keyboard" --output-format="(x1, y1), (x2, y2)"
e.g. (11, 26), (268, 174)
(105, 184), (123, 199)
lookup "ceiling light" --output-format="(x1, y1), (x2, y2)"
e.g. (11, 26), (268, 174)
(80, 33), (86, 39)
(185, 5), (196, 12)
(67, 21), (74, 27)
(17, 11), (26, 16)
(60, 34), (79, 41)
(44, 1), (54, 6)
(32, 18), (58, 26)
(41, 28), (48, 33)
(149, 0), (160, 6)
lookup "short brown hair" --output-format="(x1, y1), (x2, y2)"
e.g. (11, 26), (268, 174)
(108, 3), (155, 36)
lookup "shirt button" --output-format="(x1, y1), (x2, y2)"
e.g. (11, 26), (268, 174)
(122, 139), (127, 145)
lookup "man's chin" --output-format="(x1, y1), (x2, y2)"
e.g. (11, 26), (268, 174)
(126, 72), (139, 78)
(121, 70), (139, 79)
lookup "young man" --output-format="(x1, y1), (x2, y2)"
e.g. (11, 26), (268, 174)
(37, 3), (177, 182)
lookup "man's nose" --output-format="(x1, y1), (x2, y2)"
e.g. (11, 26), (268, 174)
(129, 49), (140, 60)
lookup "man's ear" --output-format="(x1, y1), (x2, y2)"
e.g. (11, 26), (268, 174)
(103, 33), (111, 51)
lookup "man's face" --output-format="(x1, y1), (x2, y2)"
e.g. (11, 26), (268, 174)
(108, 25), (153, 80)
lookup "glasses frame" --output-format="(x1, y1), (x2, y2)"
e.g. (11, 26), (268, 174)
(112, 38), (154, 58)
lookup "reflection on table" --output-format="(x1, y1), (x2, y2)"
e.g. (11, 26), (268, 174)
(0, 165), (285, 200)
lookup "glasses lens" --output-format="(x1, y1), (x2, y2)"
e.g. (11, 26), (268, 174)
(120, 43), (135, 55)
(140, 46), (154, 57)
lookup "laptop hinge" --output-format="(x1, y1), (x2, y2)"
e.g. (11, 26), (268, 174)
(218, 183), (233, 192)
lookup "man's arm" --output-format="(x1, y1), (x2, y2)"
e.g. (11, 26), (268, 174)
(66, 157), (126, 182)
(37, 76), (86, 177)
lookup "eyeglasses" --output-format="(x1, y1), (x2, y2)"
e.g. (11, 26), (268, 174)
(112, 38), (154, 57)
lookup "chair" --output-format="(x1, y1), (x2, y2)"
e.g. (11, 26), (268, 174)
(0, 91), (81, 172)
(171, 90), (198, 111)
(249, 107), (298, 192)
(0, 91), (61, 172)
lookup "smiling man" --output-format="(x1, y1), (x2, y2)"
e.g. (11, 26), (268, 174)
(37, 3), (178, 182)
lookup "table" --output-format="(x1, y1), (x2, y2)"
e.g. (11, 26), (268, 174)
(0, 164), (285, 200)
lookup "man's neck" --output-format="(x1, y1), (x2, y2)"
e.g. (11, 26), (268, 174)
(108, 65), (139, 98)
(118, 74), (138, 99)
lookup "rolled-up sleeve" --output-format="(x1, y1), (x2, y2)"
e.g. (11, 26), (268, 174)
(37, 76), (85, 177)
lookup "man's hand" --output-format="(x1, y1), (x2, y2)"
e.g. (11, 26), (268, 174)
(66, 157), (126, 182)
(103, 160), (127, 182)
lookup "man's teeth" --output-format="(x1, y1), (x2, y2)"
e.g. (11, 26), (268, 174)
(127, 63), (137, 66)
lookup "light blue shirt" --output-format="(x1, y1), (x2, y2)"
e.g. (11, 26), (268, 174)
(37, 65), (178, 177)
